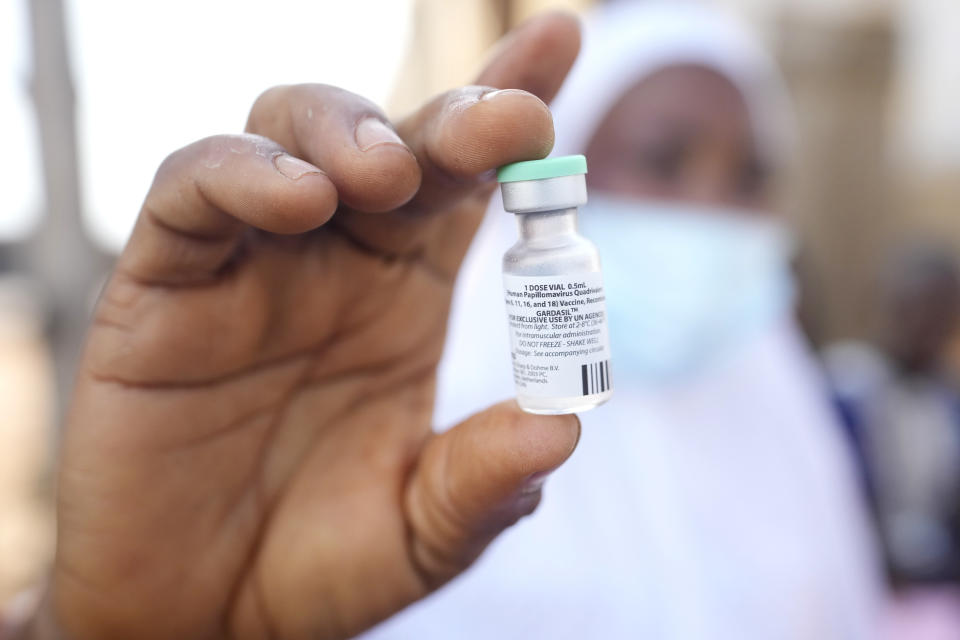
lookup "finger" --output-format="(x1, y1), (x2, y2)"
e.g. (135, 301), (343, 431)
(396, 86), (555, 214)
(246, 84), (421, 213)
(405, 400), (580, 588)
(119, 133), (337, 285)
(333, 11), (581, 265)
(398, 10), (581, 212)
(475, 10), (582, 103)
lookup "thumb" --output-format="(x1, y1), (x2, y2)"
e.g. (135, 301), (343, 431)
(473, 11), (581, 103)
(404, 401), (580, 589)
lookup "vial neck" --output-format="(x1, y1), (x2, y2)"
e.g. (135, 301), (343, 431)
(515, 208), (579, 245)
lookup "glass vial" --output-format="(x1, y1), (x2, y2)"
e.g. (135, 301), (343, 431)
(496, 155), (613, 415)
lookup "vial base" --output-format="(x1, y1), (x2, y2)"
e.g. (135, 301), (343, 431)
(517, 390), (613, 415)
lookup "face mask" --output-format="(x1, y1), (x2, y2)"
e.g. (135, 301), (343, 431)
(579, 195), (796, 382)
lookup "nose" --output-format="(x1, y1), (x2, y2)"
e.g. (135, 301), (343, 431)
(683, 147), (754, 209)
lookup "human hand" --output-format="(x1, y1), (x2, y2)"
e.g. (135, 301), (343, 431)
(29, 12), (581, 640)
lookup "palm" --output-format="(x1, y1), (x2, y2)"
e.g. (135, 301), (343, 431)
(48, 14), (581, 640)
(58, 201), (472, 638)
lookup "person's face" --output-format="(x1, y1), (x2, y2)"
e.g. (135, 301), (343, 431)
(887, 273), (960, 373)
(585, 64), (771, 212)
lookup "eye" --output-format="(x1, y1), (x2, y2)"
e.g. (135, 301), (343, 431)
(633, 142), (684, 183)
(738, 155), (770, 200)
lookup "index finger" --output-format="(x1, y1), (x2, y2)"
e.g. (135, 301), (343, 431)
(396, 10), (582, 215)
(118, 134), (338, 286)
(341, 11), (582, 269)
(239, 12), (579, 272)
(334, 12), (581, 266)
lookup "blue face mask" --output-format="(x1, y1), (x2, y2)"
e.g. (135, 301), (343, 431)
(579, 195), (796, 382)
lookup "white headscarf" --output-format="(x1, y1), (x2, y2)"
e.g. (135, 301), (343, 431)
(550, 0), (795, 165)
(431, 1), (803, 427)
(363, 5), (882, 638)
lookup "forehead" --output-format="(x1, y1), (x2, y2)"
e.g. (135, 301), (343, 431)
(595, 64), (753, 140)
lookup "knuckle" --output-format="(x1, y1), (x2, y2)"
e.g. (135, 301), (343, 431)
(154, 134), (282, 185)
(406, 476), (473, 588)
(154, 135), (226, 180)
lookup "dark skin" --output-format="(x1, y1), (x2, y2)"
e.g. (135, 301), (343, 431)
(585, 64), (772, 211)
(12, 13), (583, 640)
(882, 259), (960, 375)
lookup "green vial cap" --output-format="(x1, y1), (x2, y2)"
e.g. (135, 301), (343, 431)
(496, 154), (587, 184)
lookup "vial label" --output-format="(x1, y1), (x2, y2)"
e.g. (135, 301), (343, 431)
(502, 272), (612, 398)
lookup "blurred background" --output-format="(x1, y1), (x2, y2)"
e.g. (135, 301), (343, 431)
(2, 0), (960, 635)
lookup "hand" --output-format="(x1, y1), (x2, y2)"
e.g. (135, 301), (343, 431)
(30, 12), (581, 640)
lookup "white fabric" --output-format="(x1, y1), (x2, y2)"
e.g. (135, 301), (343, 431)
(824, 341), (960, 577)
(366, 321), (880, 640)
(364, 2), (881, 638)
(549, 0), (795, 164)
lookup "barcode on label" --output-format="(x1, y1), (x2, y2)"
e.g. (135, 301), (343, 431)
(581, 360), (611, 396)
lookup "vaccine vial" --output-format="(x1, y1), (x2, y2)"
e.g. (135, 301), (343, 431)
(497, 155), (613, 415)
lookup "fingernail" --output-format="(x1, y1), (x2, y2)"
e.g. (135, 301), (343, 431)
(355, 117), (405, 152)
(480, 88), (530, 102)
(273, 154), (321, 180)
(508, 472), (551, 520)
(510, 490), (542, 520)
(521, 470), (552, 495)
